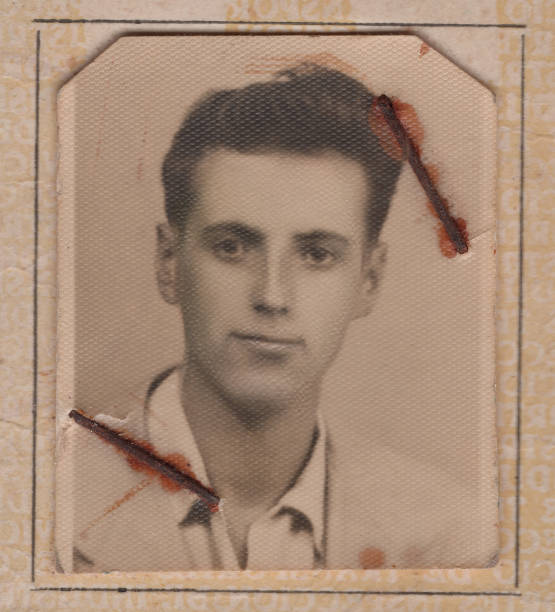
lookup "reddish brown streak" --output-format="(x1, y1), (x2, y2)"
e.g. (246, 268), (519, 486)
(359, 547), (385, 569)
(375, 94), (469, 257)
(69, 410), (220, 512)
(419, 42), (430, 57)
(423, 163), (470, 258)
(80, 477), (152, 539)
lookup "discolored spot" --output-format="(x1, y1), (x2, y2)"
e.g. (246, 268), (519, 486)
(359, 547), (385, 569)
(158, 452), (198, 493)
(403, 545), (425, 566)
(368, 97), (424, 162)
(437, 217), (468, 258)
(375, 94), (469, 256)
(69, 410), (220, 511)
(419, 42), (430, 57)
(80, 478), (152, 539)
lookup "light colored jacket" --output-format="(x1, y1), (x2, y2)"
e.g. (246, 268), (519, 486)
(56, 370), (498, 573)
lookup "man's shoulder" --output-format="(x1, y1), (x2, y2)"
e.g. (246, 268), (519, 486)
(326, 431), (498, 569)
(56, 367), (179, 572)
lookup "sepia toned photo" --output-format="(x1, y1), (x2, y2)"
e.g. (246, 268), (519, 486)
(55, 35), (498, 573)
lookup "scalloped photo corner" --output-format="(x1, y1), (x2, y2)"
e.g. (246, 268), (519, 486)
(55, 34), (497, 573)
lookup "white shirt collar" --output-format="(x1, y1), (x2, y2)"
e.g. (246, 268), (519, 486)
(145, 367), (328, 556)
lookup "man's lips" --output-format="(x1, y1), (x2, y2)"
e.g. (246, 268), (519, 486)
(230, 332), (305, 349)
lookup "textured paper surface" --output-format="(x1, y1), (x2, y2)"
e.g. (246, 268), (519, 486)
(55, 34), (497, 573)
(0, 0), (553, 609)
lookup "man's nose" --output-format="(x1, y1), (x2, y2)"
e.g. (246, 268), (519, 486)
(252, 253), (291, 316)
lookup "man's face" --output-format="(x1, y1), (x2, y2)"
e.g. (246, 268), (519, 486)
(163, 149), (383, 407)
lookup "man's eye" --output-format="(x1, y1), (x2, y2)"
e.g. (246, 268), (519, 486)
(300, 245), (337, 268)
(212, 238), (246, 262)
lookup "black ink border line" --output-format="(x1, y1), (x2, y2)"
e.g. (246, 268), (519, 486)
(514, 32), (526, 590)
(31, 588), (521, 596)
(31, 28), (40, 585)
(30, 22), (526, 596)
(32, 18), (526, 27)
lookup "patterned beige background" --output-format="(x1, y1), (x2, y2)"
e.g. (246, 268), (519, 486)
(0, 0), (553, 610)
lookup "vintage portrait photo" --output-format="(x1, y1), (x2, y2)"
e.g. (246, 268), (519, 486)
(55, 35), (498, 573)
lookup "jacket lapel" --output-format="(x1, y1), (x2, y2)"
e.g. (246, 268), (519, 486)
(67, 407), (195, 572)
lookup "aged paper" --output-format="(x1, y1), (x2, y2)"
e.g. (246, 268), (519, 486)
(0, 0), (553, 610)
(55, 34), (497, 573)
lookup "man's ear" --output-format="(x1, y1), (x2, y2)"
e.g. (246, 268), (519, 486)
(156, 223), (180, 305)
(353, 241), (387, 320)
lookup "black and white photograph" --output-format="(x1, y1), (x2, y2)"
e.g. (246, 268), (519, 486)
(55, 35), (498, 573)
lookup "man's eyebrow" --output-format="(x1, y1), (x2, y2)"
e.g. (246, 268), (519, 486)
(294, 230), (350, 246)
(201, 222), (264, 243)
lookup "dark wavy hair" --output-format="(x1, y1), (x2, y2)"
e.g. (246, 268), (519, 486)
(162, 63), (402, 243)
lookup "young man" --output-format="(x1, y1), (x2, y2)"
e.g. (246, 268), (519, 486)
(61, 64), (486, 572)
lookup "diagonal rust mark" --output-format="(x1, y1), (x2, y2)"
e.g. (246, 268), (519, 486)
(80, 477), (153, 539)
(376, 94), (469, 256)
(69, 410), (220, 511)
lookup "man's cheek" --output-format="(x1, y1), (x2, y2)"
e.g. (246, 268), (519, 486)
(185, 265), (224, 309)
(199, 263), (248, 303)
(305, 306), (351, 358)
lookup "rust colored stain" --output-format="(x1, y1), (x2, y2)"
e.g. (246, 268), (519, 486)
(437, 217), (468, 258)
(359, 547), (385, 569)
(115, 438), (217, 510)
(368, 97), (424, 161)
(241, 49), (469, 256)
(421, 170), (469, 258)
(425, 163), (440, 185)
(419, 42), (430, 57)
(153, 452), (199, 494)
(69, 410), (220, 512)
(80, 477), (152, 539)
(122, 438), (157, 476)
(79, 443), (215, 537)
(375, 95), (469, 256)
(424, 191), (469, 259)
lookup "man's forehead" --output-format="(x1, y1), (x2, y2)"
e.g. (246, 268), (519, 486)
(190, 149), (369, 238)
(195, 148), (365, 182)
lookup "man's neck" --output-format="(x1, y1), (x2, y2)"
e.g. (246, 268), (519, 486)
(180, 361), (320, 509)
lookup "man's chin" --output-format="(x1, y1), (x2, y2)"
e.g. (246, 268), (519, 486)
(226, 386), (300, 409)
(216, 372), (310, 412)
